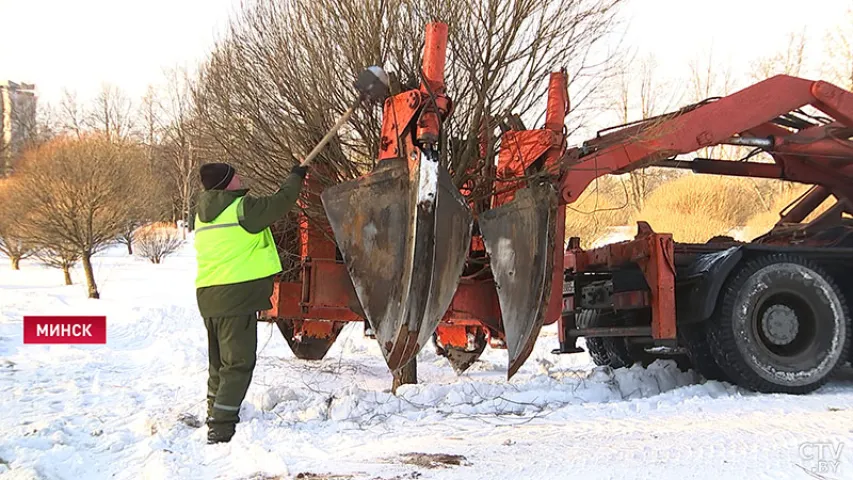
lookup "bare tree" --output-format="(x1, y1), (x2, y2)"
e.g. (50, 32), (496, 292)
(133, 222), (185, 264)
(688, 47), (737, 160)
(116, 185), (169, 256)
(751, 30), (808, 81)
(160, 68), (204, 232)
(86, 84), (136, 142)
(607, 53), (680, 212)
(0, 233), (34, 270)
(747, 29), (813, 198)
(59, 90), (85, 138)
(824, 8), (853, 90)
(34, 244), (81, 285)
(0, 179), (35, 269)
(688, 46), (735, 102)
(139, 85), (163, 172)
(8, 135), (154, 298)
(194, 0), (626, 211)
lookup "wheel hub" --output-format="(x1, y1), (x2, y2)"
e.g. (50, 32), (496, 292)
(760, 304), (799, 346)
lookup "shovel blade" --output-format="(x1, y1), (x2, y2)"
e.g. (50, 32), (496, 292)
(479, 184), (558, 379)
(321, 158), (472, 372)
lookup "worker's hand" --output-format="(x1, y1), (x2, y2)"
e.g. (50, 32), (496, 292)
(291, 164), (309, 179)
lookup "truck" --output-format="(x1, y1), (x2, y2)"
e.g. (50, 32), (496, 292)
(260, 22), (853, 394)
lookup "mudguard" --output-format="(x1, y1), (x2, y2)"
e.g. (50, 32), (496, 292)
(677, 246), (743, 324)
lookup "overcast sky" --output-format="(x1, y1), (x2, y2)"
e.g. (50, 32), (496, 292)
(0, 0), (850, 108)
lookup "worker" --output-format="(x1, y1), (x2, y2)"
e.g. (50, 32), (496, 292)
(193, 161), (307, 444)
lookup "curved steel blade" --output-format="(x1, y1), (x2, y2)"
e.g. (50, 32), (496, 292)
(479, 184), (558, 379)
(321, 156), (472, 372)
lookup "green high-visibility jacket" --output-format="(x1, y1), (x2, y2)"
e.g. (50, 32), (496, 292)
(192, 171), (304, 318)
(194, 196), (283, 288)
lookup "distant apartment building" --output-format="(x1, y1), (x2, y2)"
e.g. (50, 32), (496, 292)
(1, 80), (37, 176)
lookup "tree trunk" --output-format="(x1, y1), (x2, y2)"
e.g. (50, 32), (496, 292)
(126, 241), (133, 255)
(391, 359), (417, 394)
(11, 256), (20, 270)
(63, 265), (72, 286)
(81, 252), (100, 299)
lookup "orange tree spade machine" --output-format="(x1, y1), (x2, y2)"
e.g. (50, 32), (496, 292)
(261, 22), (853, 394)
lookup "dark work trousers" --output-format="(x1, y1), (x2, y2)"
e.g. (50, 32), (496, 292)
(204, 313), (258, 435)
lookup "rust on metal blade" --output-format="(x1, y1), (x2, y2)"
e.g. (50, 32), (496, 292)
(385, 328), (420, 371)
(478, 184), (558, 379)
(321, 158), (472, 372)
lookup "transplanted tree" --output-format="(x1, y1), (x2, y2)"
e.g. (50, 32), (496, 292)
(194, 0), (627, 214)
(9, 134), (155, 298)
(192, 0), (627, 392)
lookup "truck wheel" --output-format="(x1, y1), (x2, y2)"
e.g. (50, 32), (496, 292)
(617, 310), (692, 371)
(835, 276), (853, 365)
(576, 310), (677, 369)
(706, 254), (851, 394)
(679, 322), (730, 382)
(576, 310), (635, 369)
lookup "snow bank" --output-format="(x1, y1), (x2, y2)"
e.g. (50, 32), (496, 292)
(2, 244), (852, 480)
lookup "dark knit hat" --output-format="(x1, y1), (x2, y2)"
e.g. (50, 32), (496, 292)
(200, 163), (235, 190)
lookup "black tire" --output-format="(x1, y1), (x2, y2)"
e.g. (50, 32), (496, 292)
(679, 321), (731, 382)
(706, 254), (851, 394)
(576, 310), (622, 367)
(576, 310), (634, 368)
(578, 310), (693, 371)
(577, 310), (658, 369)
(834, 275), (853, 365)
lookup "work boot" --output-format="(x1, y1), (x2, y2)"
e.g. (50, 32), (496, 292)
(205, 415), (236, 445)
(207, 428), (234, 444)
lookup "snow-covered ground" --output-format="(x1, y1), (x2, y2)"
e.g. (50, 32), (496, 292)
(2, 243), (853, 480)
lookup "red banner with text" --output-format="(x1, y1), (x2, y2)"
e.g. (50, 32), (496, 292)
(23, 316), (107, 344)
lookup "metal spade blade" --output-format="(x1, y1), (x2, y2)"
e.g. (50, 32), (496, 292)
(321, 156), (472, 372)
(478, 183), (559, 379)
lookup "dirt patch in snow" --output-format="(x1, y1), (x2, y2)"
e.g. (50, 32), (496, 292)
(176, 412), (203, 428)
(294, 474), (355, 480)
(397, 452), (469, 469)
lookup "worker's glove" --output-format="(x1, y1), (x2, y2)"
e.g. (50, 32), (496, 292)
(291, 164), (309, 179)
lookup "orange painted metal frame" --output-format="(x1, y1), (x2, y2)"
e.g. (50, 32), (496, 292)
(492, 71), (570, 327)
(567, 222), (676, 340)
(557, 75), (853, 344)
(263, 23), (500, 353)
